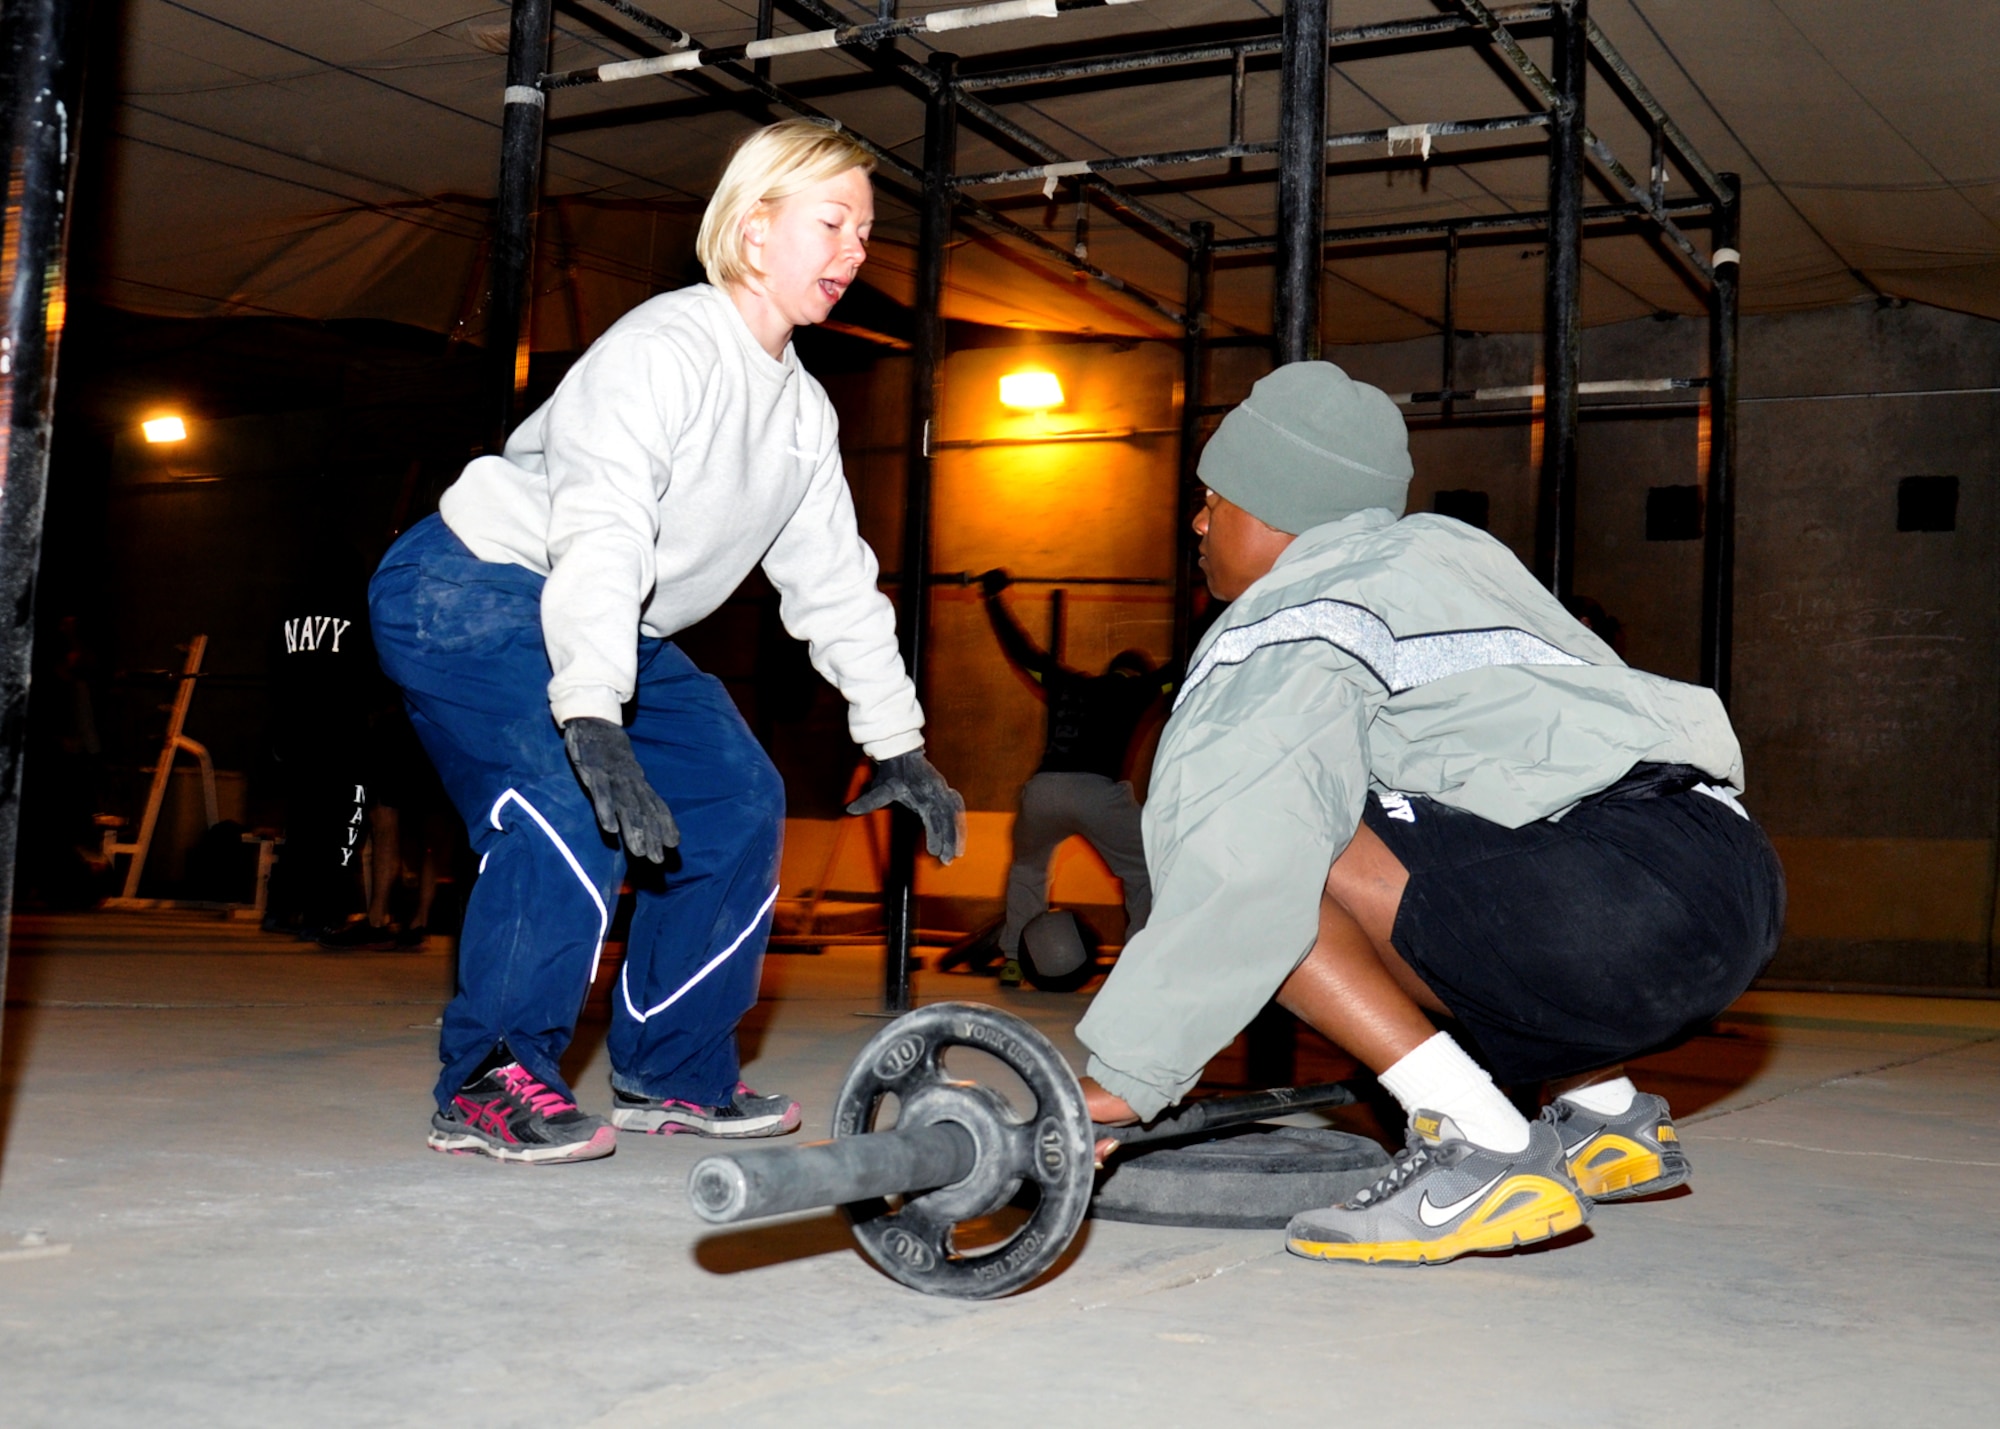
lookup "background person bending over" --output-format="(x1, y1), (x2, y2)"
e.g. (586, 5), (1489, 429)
(370, 120), (965, 1166)
(979, 568), (1172, 982)
(1078, 362), (1783, 1266)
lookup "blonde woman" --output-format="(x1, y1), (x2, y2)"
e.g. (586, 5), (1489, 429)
(371, 120), (964, 1164)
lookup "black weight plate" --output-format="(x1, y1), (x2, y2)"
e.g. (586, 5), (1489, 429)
(833, 1002), (1094, 1299)
(1090, 1125), (1392, 1230)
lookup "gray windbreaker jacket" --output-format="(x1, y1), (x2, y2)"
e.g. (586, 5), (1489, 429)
(1076, 508), (1745, 1118)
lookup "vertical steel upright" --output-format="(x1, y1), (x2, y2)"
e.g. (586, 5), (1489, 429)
(484, 0), (556, 452)
(1535, 0), (1586, 597)
(1172, 220), (1213, 670)
(0, 0), (89, 1087)
(1699, 174), (1741, 703)
(1440, 230), (1459, 423)
(1273, 0), (1329, 363)
(753, 0), (774, 80)
(1248, 0), (1330, 1087)
(883, 53), (957, 1012)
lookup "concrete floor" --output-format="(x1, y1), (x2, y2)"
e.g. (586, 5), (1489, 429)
(2, 911), (1996, 1427)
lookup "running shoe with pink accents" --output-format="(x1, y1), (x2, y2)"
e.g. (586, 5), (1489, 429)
(609, 1081), (801, 1138)
(428, 1062), (617, 1164)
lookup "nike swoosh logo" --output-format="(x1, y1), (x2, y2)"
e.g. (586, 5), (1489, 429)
(1562, 1132), (1595, 1157)
(1418, 1170), (1507, 1227)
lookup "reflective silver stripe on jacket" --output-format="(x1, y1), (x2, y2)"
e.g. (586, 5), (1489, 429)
(1174, 598), (1589, 710)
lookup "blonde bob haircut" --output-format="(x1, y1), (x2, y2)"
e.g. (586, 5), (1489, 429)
(696, 119), (876, 289)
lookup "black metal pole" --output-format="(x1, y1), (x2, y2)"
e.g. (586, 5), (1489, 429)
(1699, 174), (1741, 703)
(1535, 0), (1586, 596)
(1172, 220), (1212, 670)
(883, 51), (957, 1013)
(1441, 230), (1459, 424)
(1044, 588), (1066, 751)
(753, 0), (774, 81)
(1273, 0), (1328, 363)
(484, 0), (556, 452)
(0, 0), (90, 1092)
(1251, 0), (1329, 1087)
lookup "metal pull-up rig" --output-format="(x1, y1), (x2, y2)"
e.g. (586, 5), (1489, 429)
(475, 0), (1738, 1035)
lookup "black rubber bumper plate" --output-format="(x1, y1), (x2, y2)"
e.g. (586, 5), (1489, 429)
(1090, 1125), (1393, 1230)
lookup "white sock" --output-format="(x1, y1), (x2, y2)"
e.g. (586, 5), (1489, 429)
(1378, 1032), (1531, 1153)
(1557, 1076), (1638, 1117)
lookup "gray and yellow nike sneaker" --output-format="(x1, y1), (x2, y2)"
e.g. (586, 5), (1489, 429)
(1285, 1110), (1588, 1266)
(1544, 1092), (1689, 1202)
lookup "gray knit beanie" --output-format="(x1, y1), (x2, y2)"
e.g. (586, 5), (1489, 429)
(1197, 361), (1413, 534)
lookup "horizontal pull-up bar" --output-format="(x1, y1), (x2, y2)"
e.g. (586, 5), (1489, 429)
(955, 113), (1549, 190)
(931, 425), (1178, 450)
(955, 89), (1192, 248)
(882, 572), (1175, 589)
(543, 0), (1144, 89)
(958, 3), (1552, 92)
(1209, 195), (1714, 255)
(1390, 377), (1706, 405)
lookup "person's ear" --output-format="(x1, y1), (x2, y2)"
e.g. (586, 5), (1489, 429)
(740, 204), (772, 272)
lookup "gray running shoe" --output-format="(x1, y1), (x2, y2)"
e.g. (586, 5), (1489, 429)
(609, 1081), (801, 1138)
(427, 1063), (616, 1165)
(1286, 1110), (1588, 1266)
(1544, 1092), (1689, 1202)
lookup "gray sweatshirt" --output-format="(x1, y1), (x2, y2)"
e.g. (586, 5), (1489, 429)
(1076, 509), (1745, 1118)
(439, 283), (924, 759)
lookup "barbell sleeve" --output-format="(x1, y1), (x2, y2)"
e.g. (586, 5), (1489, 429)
(688, 1121), (980, 1225)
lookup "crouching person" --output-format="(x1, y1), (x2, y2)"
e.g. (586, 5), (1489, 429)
(1077, 362), (1783, 1263)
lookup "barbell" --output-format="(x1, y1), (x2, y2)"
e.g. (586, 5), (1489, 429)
(686, 1002), (1361, 1298)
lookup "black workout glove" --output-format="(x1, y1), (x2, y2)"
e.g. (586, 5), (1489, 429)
(562, 716), (679, 863)
(978, 567), (1012, 600)
(845, 748), (967, 864)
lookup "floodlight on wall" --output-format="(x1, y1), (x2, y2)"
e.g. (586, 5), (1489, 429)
(999, 371), (1063, 410)
(142, 415), (188, 443)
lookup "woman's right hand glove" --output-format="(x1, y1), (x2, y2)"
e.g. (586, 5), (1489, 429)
(978, 567), (1012, 600)
(562, 716), (679, 863)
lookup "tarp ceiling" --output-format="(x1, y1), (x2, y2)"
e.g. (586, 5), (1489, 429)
(92, 1), (2000, 350)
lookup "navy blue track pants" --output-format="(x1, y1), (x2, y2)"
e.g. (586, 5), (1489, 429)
(370, 515), (783, 1111)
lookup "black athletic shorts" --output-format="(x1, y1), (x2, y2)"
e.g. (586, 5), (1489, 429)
(1360, 763), (1786, 1085)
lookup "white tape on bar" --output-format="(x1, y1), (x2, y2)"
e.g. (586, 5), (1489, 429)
(1391, 377), (1690, 406)
(598, 51), (705, 82)
(1713, 246), (1741, 268)
(504, 85), (545, 107)
(1039, 159), (1093, 198)
(744, 29), (845, 60)
(1386, 123), (1433, 161)
(1580, 378), (1678, 394)
(926, 0), (1059, 34)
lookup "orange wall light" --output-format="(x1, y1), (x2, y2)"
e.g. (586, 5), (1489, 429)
(142, 415), (188, 443)
(998, 370), (1063, 410)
